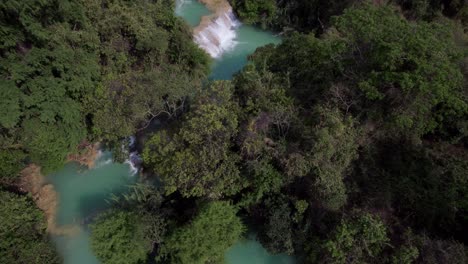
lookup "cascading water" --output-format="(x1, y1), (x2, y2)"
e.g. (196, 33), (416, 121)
(124, 136), (141, 176)
(194, 9), (241, 58)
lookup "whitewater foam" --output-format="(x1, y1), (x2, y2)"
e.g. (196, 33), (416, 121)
(125, 151), (141, 176)
(194, 9), (241, 58)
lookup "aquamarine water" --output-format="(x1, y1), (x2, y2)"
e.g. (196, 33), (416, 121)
(209, 25), (281, 80)
(48, 151), (136, 264)
(53, 228), (100, 264)
(225, 236), (296, 264)
(175, 0), (211, 27)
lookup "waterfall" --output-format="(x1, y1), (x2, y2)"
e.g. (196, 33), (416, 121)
(125, 151), (141, 176)
(194, 9), (241, 58)
(94, 150), (113, 168)
(124, 136), (141, 176)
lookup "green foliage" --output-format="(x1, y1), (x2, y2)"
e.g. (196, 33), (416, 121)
(234, 65), (296, 141)
(258, 196), (295, 254)
(252, 3), (468, 139)
(293, 199), (308, 223)
(357, 141), (468, 237)
(90, 209), (164, 264)
(92, 66), (201, 141)
(322, 212), (389, 263)
(0, 0), (209, 173)
(282, 152), (310, 179)
(0, 190), (60, 264)
(308, 106), (359, 210)
(162, 201), (245, 264)
(231, 0), (353, 32)
(396, 0), (468, 20)
(0, 149), (26, 179)
(85, 0), (209, 142)
(240, 158), (284, 206)
(231, 0), (277, 28)
(0, 0), (100, 172)
(392, 245), (419, 264)
(143, 82), (243, 198)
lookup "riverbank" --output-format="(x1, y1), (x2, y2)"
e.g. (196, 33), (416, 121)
(17, 142), (101, 236)
(67, 142), (101, 169)
(19, 165), (80, 236)
(199, 0), (231, 13)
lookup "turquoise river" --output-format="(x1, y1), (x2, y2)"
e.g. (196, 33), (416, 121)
(48, 0), (293, 263)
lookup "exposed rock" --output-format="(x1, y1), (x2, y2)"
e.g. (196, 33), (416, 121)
(199, 0), (231, 14)
(67, 142), (100, 169)
(19, 165), (79, 236)
(194, 0), (233, 35)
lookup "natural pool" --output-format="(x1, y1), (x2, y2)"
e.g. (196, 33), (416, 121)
(48, 151), (136, 264)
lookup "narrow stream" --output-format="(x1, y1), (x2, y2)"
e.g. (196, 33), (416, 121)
(48, 1), (292, 263)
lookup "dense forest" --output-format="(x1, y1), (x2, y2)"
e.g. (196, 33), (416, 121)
(1, 0), (467, 264)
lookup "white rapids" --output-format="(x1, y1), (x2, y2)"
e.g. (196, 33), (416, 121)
(124, 136), (141, 176)
(194, 9), (241, 58)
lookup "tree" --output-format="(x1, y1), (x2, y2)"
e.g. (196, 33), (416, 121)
(143, 82), (243, 198)
(90, 209), (163, 264)
(0, 149), (26, 180)
(0, 0), (99, 172)
(251, 3), (468, 139)
(233, 65), (296, 144)
(416, 234), (467, 264)
(92, 66), (201, 141)
(322, 212), (389, 263)
(0, 190), (60, 264)
(0, 0), (210, 173)
(230, 0), (277, 28)
(355, 140), (468, 238)
(84, 0), (209, 142)
(231, 0), (354, 32)
(307, 106), (359, 211)
(258, 195), (295, 254)
(162, 201), (245, 264)
(239, 158), (284, 206)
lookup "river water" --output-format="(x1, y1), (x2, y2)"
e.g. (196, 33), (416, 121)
(48, 151), (136, 264)
(49, 1), (292, 263)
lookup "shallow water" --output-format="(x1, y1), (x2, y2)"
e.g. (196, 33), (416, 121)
(175, 0), (211, 27)
(225, 236), (295, 264)
(53, 228), (99, 264)
(48, 151), (136, 264)
(209, 25), (281, 80)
